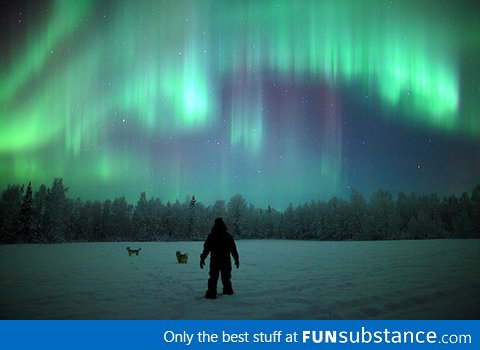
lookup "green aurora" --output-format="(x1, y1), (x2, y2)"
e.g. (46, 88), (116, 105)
(0, 0), (479, 207)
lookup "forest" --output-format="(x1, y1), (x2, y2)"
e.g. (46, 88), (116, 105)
(0, 178), (479, 244)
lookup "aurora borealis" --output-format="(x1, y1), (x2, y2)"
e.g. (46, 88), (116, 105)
(1, 0), (479, 208)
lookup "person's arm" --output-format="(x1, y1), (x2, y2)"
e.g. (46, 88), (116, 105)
(200, 234), (212, 269)
(230, 236), (239, 269)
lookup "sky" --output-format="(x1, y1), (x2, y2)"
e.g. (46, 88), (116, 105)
(0, 0), (479, 209)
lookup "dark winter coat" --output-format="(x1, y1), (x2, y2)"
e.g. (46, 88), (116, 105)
(201, 226), (239, 266)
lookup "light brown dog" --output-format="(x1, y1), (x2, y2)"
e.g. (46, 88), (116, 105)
(176, 251), (188, 263)
(126, 247), (141, 256)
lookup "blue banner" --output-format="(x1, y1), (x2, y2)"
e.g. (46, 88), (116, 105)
(0, 320), (477, 350)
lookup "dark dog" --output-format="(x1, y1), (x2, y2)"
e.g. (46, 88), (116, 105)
(126, 247), (141, 256)
(176, 251), (188, 263)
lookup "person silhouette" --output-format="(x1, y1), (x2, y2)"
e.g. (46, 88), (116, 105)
(200, 217), (239, 299)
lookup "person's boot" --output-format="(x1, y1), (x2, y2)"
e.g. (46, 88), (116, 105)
(223, 288), (234, 295)
(222, 279), (234, 295)
(205, 289), (217, 299)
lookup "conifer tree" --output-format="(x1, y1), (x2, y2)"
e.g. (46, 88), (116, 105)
(133, 192), (148, 240)
(19, 182), (33, 242)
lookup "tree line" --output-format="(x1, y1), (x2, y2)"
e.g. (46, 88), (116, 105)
(0, 178), (479, 244)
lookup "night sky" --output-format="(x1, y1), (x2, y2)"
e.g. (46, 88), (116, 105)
(1, 0), (479, 209)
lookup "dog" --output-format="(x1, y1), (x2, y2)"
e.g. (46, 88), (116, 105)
(176, 251), (188, 263)
(126, 247), (141, 256)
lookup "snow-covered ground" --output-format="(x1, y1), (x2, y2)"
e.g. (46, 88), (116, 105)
(0, 239), (479, 319)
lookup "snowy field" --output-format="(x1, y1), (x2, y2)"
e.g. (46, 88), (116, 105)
(0, 239), (479, 319)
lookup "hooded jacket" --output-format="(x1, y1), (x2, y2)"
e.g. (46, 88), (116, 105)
(201, 220), (239, 264)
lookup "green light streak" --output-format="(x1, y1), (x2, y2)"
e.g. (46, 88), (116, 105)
(0, 0), (475, 207)
(229, 71), (264, 153)
(217, 0), (459, 130)
(0, 0), (94, 104)
(2, 0), (463, 156)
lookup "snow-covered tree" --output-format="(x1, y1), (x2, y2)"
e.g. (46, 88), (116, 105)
(18, 182), (33, 242)
(348, 188), (367, 240)
(368, 188), (399, 240)
(99, 199), (114, 240)
(227, 194), (248, 238)
(111, 197), (133, 240)
(211, 200), (227, 220)
(0, 184), (24, 243)
(133, 192), (148, 241)
(41, 178), (69, 243)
